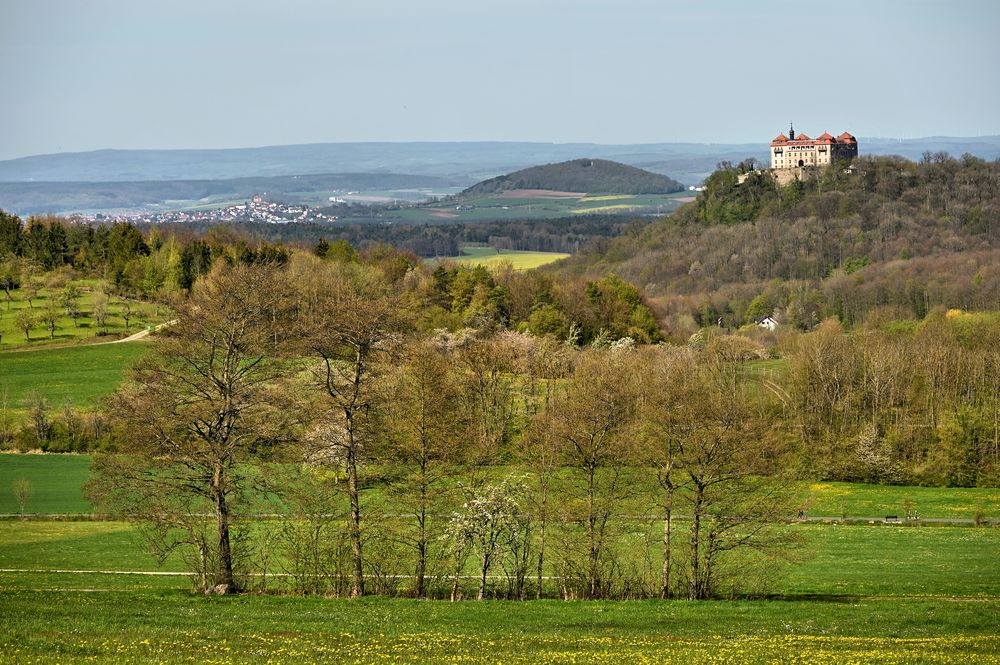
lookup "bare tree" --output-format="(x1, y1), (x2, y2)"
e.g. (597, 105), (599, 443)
(298, 262), (409, 598)
(385, 339), (468, 598)
(13, 478), (31, 514)
(87, 263), (294, 594)
(543, 349), (639, 599)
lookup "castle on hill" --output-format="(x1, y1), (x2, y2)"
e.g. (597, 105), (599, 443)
(770, 124), (858, 170)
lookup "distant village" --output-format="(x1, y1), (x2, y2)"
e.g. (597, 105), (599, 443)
(72, 194), (338, 225)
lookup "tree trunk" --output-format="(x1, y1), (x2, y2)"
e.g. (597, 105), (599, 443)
(688, 483), (703, 601)
(587, 463), (598, 599)
(213, 462), (236, 592)
(660, 503), (672, 599)
(415, 505), (427, 598)
(346, 444), (364, 598)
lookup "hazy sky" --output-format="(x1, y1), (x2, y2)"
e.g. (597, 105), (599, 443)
(1, 0), (998, 160)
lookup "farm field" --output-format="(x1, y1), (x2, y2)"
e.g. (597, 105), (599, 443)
(437, 246), (571, 270)
(0, 520), (998, 662)
(0, 343), (150, 417)
(379, 190), (690, 224)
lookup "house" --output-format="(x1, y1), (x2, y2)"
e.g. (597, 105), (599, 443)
(754, 316), (779, 331)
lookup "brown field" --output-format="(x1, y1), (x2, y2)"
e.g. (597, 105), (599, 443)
(427, 209), (460, 218)
(674, 196), (697, 203)
(498, 189), (585, 199)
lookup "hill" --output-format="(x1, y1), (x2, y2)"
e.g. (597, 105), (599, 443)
(457, 159), (685, 197)
(550, 154), (1000, 336)
(5, 138), (997, 187)
(0, 172), (457, 216)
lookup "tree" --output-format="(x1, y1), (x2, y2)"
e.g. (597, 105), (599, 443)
(13, 479), (31, 514)
(39, 301), (59, 339)
(542, 348), (639, 599)
(92, 291), (110, 333)
(87, 263), (293, 594)
(662, 359), (797, 600)
(298, 262), (408, 598)
(15, 309), (35, 341)
(385, 340), (468, 598)
(445, 476), (529, 601)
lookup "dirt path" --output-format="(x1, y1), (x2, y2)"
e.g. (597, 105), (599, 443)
(102, 319), (177, 344)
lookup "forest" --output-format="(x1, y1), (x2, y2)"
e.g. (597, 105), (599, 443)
(553, 153), (1000, 334)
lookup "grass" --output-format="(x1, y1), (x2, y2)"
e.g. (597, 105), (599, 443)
(5, 452), (999, 520)
(0, 454), (91, 513)
(1, 521), (999, 662)
(0, 593), (997, 663)
(437, 247), (571, 270)
(0, 343), (150, 416)
(0, 280), (170, 350)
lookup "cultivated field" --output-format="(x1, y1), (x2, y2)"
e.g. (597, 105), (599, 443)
(0, 343), (150, 416)
(437, 246), (571, 270)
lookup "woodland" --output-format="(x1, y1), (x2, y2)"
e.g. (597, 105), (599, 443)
(1, 154), (999, 600)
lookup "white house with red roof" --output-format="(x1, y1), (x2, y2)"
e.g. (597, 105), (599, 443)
(770, 124), (858, 170)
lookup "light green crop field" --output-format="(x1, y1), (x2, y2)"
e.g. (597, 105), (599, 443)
(0, 343), (150, 416)
(0, 521), (998, 662)
(0, 280), (170, 350)
(437, 247), (571, 270)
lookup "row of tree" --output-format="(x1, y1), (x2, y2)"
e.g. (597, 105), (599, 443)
(88, 260), (797, 600)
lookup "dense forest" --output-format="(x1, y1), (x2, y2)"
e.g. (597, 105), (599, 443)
(458, 159), (685, 197)
(552, 153), (1000, 335)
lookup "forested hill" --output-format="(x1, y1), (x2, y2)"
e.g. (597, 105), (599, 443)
(550, 154), (1000, 335)
(459, 159), (685, 197)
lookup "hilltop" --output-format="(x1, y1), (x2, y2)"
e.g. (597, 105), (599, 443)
(550, 154), (1000, 336)
(458, 159), (685, 197)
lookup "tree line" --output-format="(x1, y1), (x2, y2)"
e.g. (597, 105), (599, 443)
(86, 258), (799, 600)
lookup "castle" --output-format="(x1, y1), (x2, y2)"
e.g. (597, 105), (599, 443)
(770, 124), (858, 170)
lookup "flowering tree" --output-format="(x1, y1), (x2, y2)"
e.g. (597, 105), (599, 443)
(445, 476), (530, 601)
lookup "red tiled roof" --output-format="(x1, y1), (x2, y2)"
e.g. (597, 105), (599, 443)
(838, 132), (856, 142)
(793, 133), (812, 142)
(772, 133), (789, 143)
(817, 132), (833, 140)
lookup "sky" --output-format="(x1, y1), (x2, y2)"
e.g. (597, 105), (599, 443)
(1, 0), (998, 160)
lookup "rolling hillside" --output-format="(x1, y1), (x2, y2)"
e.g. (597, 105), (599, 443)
(550, 154), (1000, 332)
(458, 159), (684, 197)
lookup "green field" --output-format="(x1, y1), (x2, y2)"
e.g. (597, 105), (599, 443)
(4, 452), (999, 520)
(0, 343), (150, 416)
(0, 520), (998, 662)
(0, 280), (170, 350)
(438, 246), (571, 270)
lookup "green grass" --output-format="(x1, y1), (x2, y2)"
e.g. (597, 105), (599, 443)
(804, 482), (1000, 520)
(0, 280), (170, 350)
(0, 454), (91, 513)
(437, 247), (571, 270)
(0, 593), (997, 663)
(0, 343), (150, 416)
(2, 518), (999, 661)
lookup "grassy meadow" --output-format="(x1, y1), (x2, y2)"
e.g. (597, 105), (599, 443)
(0, 343), (150, 416)
(1, 518), (999, 662)
(0, 279), (170, 349)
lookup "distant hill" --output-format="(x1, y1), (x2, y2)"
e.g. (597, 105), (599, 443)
(0, 173), (456, 216)
(4, 138), (997, 188)
(459, 159), (684, 197)
(550, 154), (1000, 329)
